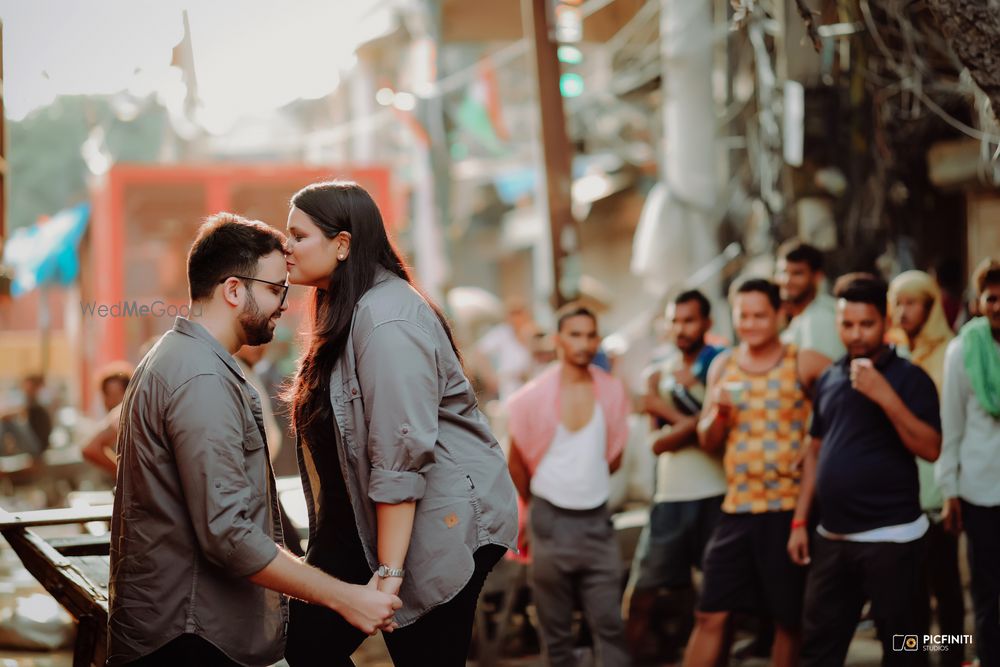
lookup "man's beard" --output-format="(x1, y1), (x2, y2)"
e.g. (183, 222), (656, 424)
(783, 285), (814, 305)
(677, 336), (705, 356)
(239, 290), (277, 346)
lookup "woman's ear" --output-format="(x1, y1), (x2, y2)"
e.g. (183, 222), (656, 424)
(336, 231), (352, 261)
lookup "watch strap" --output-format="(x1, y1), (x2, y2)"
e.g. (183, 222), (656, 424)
(377, 564), (405, 578)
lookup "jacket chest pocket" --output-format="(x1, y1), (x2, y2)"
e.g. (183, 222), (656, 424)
(242, 411), (268, 499)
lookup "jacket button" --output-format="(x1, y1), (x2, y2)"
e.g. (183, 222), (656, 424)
(351, 388), (358, 395)
(401, 426), (409, 435)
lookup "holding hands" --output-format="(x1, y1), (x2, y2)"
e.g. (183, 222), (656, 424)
(339, 579), (402, 635)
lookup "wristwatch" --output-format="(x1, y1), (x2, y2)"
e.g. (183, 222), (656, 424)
(377, 564), (405, 578)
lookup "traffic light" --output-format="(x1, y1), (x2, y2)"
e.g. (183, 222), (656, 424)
(552, 0), (584, 98)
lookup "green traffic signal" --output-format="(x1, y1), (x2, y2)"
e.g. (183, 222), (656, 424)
(559, 72), (584, 97)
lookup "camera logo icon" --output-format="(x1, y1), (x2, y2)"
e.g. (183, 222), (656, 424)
(893, 635), (920, 651)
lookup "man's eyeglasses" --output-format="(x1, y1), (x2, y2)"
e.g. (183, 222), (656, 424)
(222, 275), (290, 308)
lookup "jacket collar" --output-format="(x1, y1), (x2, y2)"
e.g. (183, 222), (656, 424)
(172, 317), (247, 382)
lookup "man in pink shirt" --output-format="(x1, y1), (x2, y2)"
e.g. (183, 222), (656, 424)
(508, 303), (630, 667)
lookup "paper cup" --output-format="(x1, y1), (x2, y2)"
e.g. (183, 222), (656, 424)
(723, 381), (745, 405)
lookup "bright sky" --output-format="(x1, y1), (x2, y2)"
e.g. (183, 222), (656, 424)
(0, 0), (394, 132)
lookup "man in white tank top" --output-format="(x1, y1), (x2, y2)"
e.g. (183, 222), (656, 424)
(507, 303), (631, 667)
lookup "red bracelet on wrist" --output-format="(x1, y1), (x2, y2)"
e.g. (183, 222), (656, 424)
(791, 518), (808, 530)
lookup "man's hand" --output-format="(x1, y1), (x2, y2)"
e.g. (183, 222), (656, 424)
(673, 367), (696, 389)
(518, 521), (530, 554)
(711, 386), (735, 425)
(335, 579), (402, 635)
(941, 497), (963, 536)
(787, 526), (811, 565)
(647, 370), (662, 394)
(850, 358), (894, 406)
(641, 371), (663, 416)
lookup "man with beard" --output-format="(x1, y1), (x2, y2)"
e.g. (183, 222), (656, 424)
(937, 258), (1000, 667)
(790, 274), (941, 666)
(508, 303), (631, 667)
(624, 290), (726, 662)
(108, 213), (400, 666)
(888, 270), (964, 666)
(776, 239), (845, 363)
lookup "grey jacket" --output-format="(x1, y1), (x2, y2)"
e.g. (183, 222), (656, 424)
(297, 268), (518, 626)
(108, 317), (286, 666)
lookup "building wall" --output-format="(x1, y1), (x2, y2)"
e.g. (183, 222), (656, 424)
(967, 191), (1000, 271)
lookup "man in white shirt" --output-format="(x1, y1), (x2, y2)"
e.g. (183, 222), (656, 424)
(476, 301), (535, 401)
(507, 303), (631, 667)
(937, 258), (1000, 667)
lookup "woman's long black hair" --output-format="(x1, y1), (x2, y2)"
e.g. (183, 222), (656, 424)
(287, 181), (460, 431)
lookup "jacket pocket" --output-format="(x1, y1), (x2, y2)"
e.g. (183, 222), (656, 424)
(241, 420), (268, 500)
(243, 423), (266, 451)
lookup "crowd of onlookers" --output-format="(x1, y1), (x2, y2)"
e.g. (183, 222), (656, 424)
(496, 244), (999, 667)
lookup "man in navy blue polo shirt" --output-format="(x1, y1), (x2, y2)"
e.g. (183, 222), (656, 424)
(788, 273), (942, 667)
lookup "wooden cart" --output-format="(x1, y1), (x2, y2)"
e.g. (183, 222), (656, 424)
(0, 504), (112, 667)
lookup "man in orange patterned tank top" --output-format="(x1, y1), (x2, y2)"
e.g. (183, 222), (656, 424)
(682, 278), (829, 667)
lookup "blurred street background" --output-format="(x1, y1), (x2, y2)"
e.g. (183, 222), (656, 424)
(0, 0), (997, 665)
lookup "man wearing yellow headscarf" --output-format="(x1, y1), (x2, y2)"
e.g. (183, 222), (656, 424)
(888, 270), (964, 666)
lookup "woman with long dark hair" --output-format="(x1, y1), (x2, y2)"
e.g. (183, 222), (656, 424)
(282, 181), (518, 666)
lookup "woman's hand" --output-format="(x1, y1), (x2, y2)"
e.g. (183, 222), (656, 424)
(375, 573), (403, 598)
(334, 579), (401, 635)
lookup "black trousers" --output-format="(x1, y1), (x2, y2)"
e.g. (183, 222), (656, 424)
(963, 501), (1000, 667)
(801, 533), (928, 667)
(916, 518), (965, 667)
(125, 633), (241, 666)
(285, 544), (506, 666)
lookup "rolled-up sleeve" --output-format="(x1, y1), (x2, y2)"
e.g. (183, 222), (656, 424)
(164, 374), (278, 577)
(357, 320), (441, 504)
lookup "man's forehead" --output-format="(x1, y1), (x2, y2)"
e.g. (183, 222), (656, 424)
(837, 299), (881, 315)
(561, 315), (596, 331)
(256, 252), (289, 281)
(780, 258), (812, 272)
(670, 301), (701, 317)
(734, 292), (773, 310)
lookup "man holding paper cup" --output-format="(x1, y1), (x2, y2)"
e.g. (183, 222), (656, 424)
(791, 273), (942, 666)
(682, 279), (829, 667)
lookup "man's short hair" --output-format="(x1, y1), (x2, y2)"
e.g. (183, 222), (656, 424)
(732, 278), (782, 312)
(674, 289), (711, 318)
(777, 239), (824, 273)
(187, 213), (286, 302)
(556, 302), (598, 332)
(972, 257), (1000, 297)
(833, 272), (887, 317)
